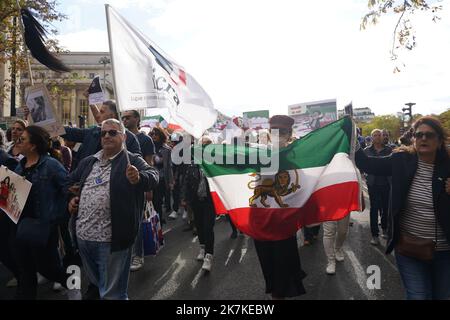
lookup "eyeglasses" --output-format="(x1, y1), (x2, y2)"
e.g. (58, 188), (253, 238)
(414, 131), (437, 140)
(101, 129), (121, 137)
(17, 136), (26, 143)
(121, 116), (131, 120)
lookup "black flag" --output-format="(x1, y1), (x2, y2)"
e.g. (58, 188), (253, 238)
(20, 8), (70, 73)
(344, 102), (353, 117)
(88, 75), (105, 105)
(88, 76), (103, 94)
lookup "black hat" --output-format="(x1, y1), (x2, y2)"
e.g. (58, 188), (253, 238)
(269, 115), (294, 129)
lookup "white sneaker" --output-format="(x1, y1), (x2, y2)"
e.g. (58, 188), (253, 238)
(53, 282), (64, 291)
(6, 278), (17, 288)
(326, 261), (336, 275)
(335, 249), (345, 262)
(37, 273), (49, 285)
(168, 211), (178, 219)
(370, 236), (380, 246)
(196, 247), (205, 261)
(202, 254), (213, 272)
(130, 256), (144, 272)
(181, 208), (188, 220)
(66, 289), (82, 300)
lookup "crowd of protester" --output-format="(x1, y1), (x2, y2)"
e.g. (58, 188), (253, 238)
(0, 97), (449, 300)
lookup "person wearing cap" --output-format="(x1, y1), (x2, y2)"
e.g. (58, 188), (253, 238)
(253, 115), (307, 300)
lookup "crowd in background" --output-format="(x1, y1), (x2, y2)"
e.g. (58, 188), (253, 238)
(0, 98), (449, 301)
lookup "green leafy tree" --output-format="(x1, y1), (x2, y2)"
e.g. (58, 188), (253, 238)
(438, 109), (450, 134)
(358, 115), (403, 141)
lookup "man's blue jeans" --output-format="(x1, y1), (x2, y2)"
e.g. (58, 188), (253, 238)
(77, 238), (132, 300)
(395, 250), (450, 300)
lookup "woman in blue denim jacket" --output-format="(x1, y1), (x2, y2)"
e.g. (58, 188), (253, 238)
(11, 126), (73, 300)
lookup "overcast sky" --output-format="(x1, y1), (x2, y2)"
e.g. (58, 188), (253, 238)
(54, 0), (450, 117)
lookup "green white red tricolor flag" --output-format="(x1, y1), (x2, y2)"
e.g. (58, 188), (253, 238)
(197, 117), (361, 241)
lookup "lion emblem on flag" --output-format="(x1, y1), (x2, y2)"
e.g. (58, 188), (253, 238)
(247, 170), (300, 208)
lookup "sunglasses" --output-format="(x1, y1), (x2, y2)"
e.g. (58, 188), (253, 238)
(414, 131), (437, 140)
(270, 128), (291, 135)
(101, 129), (121, 137)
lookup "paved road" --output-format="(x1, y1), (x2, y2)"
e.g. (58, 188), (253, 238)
(0, 193), (405, 300)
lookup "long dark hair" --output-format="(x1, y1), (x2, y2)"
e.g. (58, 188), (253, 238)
(25, 126), (62, 162)
(151, 126), (168, 144)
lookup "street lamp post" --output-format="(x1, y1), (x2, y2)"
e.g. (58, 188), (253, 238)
(402, 102), (415, 127)
(98, 56), (110, 88)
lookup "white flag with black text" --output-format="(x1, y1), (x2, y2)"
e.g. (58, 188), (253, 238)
(105, 5), (217, 138)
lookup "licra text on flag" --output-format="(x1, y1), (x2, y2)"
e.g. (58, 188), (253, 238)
(105, 5), (217, 138)
(197, 117), (361, 241)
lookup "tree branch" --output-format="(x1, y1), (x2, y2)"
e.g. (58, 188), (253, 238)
(391, 0), (408, 59)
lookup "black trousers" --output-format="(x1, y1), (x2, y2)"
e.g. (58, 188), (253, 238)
(191, 199), (216, 255)
(0, 216), (19, 279)
(226, 215), (237, 233)
(368, 184), (390, 237)
(154, 179), (171, 221)
(172, 181), (181, 213)
(11, 227), (69, 300)
(254, 236), (306, 298)
(303, 225), (320, 241)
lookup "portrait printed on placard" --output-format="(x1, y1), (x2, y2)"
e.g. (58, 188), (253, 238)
(25, 84), (65, 137)
(0, 166), (32, 224)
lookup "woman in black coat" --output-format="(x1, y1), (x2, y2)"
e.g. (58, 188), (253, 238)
(0, 128), (19, 286)
(355, 116), (450, 300)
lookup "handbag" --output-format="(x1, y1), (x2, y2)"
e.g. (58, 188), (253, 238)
(395, 232), (436, 261)
(142, 201), (164, 256)
(16, 217), (51, 248)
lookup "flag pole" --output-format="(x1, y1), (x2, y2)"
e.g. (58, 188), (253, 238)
(349, 115), (363, 212)
(105, 4), (130, 164)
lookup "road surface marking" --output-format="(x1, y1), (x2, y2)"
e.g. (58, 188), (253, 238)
(152, 253), (186, 299)
(344, 249), (377, 300)
(239, 237), (249, 263)
(225, 249), (235, 266)
(163, 228), (173, 235)
(190, 268), (204, 289)
(371, 245), (398, 271)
